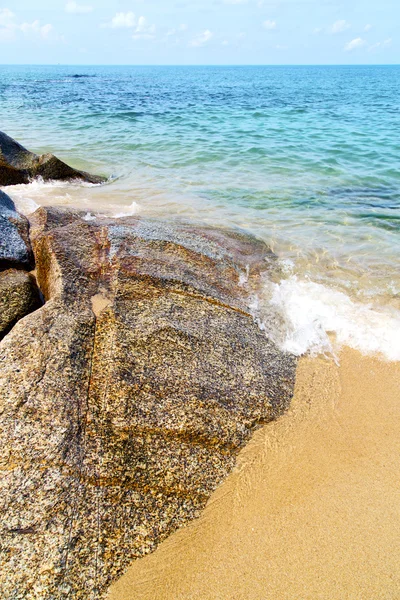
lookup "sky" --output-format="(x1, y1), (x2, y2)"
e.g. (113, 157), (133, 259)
(0, 0), (398, 65)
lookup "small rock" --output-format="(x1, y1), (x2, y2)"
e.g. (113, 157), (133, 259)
(0, 269), (42, 339)
(0, 190), (33, 270)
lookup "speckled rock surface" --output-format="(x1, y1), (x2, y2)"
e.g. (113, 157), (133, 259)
(0, 207), (296, 599)
(0, 189), (33, 270)
(0, 131), (106, 186)
(0, 269), (42, 339)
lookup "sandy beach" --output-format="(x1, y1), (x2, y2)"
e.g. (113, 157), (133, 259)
(108, 348), (400, 600)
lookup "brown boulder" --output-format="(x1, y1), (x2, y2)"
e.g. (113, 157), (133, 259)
(0, 131), (106, 186)
(0, 269), (42, 339)
(0, 208), (296, 599)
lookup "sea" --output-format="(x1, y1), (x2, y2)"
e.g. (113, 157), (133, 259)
(1, 64), (399, 360)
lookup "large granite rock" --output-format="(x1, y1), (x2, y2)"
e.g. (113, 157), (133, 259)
(0, 207), (296, 599)
(0, 131), (106, 186)
(0, 189), (33, 270)
(0, 269), (42, 339)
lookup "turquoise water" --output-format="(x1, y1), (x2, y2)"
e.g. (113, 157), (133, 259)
(1, 65), (400, 357)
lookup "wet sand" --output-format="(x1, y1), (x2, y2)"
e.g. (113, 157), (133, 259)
(108, 348), (400, 600)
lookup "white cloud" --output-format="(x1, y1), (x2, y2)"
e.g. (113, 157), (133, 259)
(103, 12), (155, 38)
(263, 19), (277, 30)
(0, 7), (14, 26)
(65, 1), (93, 14)
(132, 33), (155, 40)
(364, 24), (372, 32)
(132, 17), (156, 40)
(166, 24), (187, 37)
(369, 38), (392, 51)
(111, 12), (135, 28)
(0, 9), (55, 41)
(344, 37), (366, 51)
(20, 20), (53, 38)
(41, 23), (53, 38)
(332, 20), (350, 34)
(223, 0), (248, 3)
(0, 8), (15, 41)
(190, 29), (213, 47)
(135, 16), (147, 33)
(102, 12), (136, 29)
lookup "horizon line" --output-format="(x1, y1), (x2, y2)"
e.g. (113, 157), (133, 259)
(0, 63), (399, 67)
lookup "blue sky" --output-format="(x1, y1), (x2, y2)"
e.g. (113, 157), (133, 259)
(0, 0), (397, 65)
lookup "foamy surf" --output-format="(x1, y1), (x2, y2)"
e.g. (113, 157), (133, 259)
(3, 179), (400, 363)
(113, 201), (141, 218)
(5, 177), (141, 220)
(6, 178), (96, 215)
(255, 275), (400, 362)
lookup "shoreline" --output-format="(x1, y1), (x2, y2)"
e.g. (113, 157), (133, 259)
(108, 348), (400, 600)
(7, 184), (400, 362)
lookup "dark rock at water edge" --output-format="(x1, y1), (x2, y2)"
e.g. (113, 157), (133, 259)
(0, 207), (296, 599)
(0, 131), (106, 186)
(0, 190), (40, 338)
(0, 190), (34, 270)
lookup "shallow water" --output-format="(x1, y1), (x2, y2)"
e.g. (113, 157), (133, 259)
(1, 65), (399, 359)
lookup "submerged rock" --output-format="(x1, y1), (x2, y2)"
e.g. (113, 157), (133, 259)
(0, 208), (296, 599)
(0, 189), (33, 270)
(0, 269), (42, 339)
(0, 131), (106, 186)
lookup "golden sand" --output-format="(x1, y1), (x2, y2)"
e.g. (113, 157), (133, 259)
(108, 348), (400, 600)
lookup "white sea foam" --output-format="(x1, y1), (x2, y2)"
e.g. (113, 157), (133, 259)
(82, 212), (97, 221)
(5, 178), (75, 215)
(258, 276), (400, 361)
(3, 176), (127, 218)
(13, 196), (40, 215)
(113, 201), (141, 218)
(8, 176), (98, 193)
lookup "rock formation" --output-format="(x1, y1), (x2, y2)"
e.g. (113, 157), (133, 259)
(0, 131), (106, 186)
(0, 207), (296, 599)
(0, 190), (41, 338)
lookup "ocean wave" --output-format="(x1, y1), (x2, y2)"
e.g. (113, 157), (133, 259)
(113, 201), (141, 218)
(5, 178), (102, 218)
(254, 275), (400, 362)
